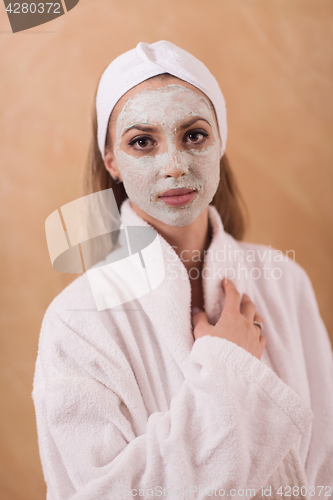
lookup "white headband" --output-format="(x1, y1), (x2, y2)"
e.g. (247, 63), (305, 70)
(96, 40), (227, 159)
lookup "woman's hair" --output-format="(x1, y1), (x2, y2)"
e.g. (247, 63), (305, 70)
(83, 76), (247, 242)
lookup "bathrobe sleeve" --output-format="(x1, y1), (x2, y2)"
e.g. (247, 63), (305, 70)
(296, 266), (333, 486)
(32, 304), (314, 500)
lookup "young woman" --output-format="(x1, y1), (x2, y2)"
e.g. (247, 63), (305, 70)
(32, 41), (333, 499)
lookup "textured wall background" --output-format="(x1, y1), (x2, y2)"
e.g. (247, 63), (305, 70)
(1, 0), (332, 498)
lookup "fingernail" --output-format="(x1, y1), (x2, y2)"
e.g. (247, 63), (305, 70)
(191, 307), (201, 316)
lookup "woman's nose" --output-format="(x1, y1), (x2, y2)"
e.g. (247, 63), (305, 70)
(163, 153), (188, 179)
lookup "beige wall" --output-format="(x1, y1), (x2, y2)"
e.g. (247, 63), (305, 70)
(1, 0), (332, 498)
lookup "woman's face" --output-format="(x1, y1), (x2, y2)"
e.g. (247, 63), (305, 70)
(105, 77), (221, 227)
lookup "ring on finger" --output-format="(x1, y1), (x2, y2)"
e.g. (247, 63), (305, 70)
(253, 320), (264, 336)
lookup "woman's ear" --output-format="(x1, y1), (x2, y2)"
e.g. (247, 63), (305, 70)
(104, 149), (122, 182)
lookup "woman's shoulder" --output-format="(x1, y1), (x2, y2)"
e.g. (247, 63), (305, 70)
(37, 273), (127, 371)
(236, 239), (304, 274)
(35, 273), (136, 395)
(39, 272), (108, 352)
(234, 239), (315, 303)
(38, 274), (95, 351)
(209, 206), (307, 284)
(46, 272), (97, 316)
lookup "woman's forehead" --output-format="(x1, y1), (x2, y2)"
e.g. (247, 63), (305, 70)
(111, 77), (216, 125)
(118, 85), (214, 127)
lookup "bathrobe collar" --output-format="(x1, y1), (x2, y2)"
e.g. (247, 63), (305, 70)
(120, 199), (250, 376)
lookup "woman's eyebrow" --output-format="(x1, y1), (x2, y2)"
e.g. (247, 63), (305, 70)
(177, 117), (211, 130)
(121, 117), (211, 138)
(122, 124), (157, 138)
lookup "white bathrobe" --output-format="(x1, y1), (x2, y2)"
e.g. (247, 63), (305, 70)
(32, 199), (333, 500)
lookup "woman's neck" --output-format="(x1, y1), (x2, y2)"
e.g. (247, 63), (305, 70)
(130, 202), (212, 272)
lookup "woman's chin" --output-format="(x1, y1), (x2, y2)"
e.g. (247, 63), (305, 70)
(150, 203), (205, 227)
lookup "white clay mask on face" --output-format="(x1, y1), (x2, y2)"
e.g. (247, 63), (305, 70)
(114, 84), (221, 227)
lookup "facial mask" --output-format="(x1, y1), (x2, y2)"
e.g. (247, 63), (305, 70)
(114, 84), (221, 227)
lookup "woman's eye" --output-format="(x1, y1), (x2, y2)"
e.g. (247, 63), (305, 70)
(185, 130), (209, 144)
(128, 136), (154, 149)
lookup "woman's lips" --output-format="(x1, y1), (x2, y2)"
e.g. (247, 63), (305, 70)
(158, 188), (197, 207)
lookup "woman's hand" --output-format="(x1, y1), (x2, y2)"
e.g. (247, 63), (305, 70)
(192, 278), (266, 360)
